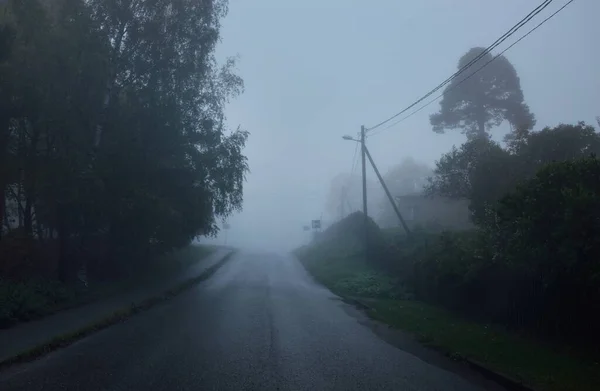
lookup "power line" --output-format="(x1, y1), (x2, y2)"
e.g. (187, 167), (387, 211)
(366, 0), (553, 132)
(365, 0), (555, 132)
(367, 0), (574, 138)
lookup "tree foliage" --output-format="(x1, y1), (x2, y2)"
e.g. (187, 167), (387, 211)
(0, 0), (248, 281)
(427, 122), (600, 223)
(485, 156), (600, 345)
(403, 121), (600, 350)
(425, 137), (517, 223)
(430, 47), (535, 139)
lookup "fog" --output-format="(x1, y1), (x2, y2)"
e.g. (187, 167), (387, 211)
(202, 0), (599, 252)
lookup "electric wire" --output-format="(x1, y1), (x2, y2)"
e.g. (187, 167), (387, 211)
(365, 0), (555, 132)
(367, 0), (574, 138)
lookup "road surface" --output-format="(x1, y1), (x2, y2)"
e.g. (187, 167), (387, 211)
(0, 251), (495, 391)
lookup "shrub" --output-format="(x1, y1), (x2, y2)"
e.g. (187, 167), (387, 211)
(391, 156), (600, 351)
(486, 155), (600, 347)
(334, 272), (408, 299)
(318, 212), (386, 250)
(0, 279), (74, 328)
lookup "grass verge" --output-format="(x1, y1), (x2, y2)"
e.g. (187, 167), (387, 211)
(0, 244), (215, 329)
(365, 299), (600, 391)
(0, 250), (235, 371)
(296, 244), (600, 391)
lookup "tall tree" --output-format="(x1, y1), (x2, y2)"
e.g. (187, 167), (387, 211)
(0, 0), (249, 281)
(430, 47), (535, 140)
(0, 20), (15, 240)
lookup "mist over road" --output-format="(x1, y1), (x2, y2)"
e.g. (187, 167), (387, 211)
(0, 252), (492, 391)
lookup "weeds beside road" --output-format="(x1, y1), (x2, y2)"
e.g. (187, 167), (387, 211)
(0, 245), (214, 329)
(0, 248), (235, 370)
(296, 241), (600, 391)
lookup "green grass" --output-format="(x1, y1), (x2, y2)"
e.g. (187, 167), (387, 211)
(0, 250), (235, 371)
(366, 299), (600, 391)
(302, 256), (408, 299)
(296, 242), (600, 391)
(0, 244), (215, 329)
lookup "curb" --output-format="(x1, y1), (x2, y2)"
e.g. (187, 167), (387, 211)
(340, 296), (536, 391)
(0, 250), (236, 371)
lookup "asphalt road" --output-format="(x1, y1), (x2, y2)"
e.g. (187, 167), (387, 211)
(0, 251), (494, 391)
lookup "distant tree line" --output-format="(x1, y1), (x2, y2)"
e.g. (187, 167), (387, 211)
(0, 0), (247, 282)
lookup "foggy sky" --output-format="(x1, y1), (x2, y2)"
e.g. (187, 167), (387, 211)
(201, 0), (599, 251)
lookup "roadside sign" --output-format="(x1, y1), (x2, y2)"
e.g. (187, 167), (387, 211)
(223, 223), (231, 230)
(311, 220), (321, 230)
(303, 225), (310, 231)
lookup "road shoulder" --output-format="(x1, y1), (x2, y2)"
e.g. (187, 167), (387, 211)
(295, 246), (600, 391)
(0, 248), (235, 370)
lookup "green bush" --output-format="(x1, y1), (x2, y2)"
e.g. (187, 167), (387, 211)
(334, 271), (409, 299)
(317, 211), (387, 255)
(383, 156), (600, 352)
(486, 155), (600, 347)
(0, 279), (75, 327)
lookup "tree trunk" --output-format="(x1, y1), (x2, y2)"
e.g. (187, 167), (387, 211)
(23, 196), (33, 236)
(0, 119), (9, 241)
(23, 122), (39, 237)
(36, 212), (45, 243)
(0, 182), (4, 241)
(57, 203), (70, 283)
(17, 181), (23, 227)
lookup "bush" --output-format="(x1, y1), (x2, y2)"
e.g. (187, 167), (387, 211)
(0, 279), (75, 328)
(383, 156), (600, 352)
(334, 272), (409, 299)
(486, 155), (600, 347)
(317, 211), (387, 252)
(0, 230), (38, 279)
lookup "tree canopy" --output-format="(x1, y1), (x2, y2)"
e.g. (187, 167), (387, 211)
(426, 122), (600, 224)
(430, 47), (535, 139)
(0, 0), (248, 281)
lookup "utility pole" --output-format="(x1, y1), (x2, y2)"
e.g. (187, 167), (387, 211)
(363, 146), (411, 235)
(360, 125), (369, 259)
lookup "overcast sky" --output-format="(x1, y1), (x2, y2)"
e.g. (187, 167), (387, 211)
(200, 0), (599, 251)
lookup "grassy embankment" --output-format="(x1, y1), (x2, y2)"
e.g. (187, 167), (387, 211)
(295, 240), (600, 391)
(0, 244), (215, 328)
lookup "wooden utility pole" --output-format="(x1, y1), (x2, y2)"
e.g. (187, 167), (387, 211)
(363, 146), (411, 235)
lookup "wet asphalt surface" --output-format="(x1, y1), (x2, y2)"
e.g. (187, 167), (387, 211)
(0, 251), (493, 391)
